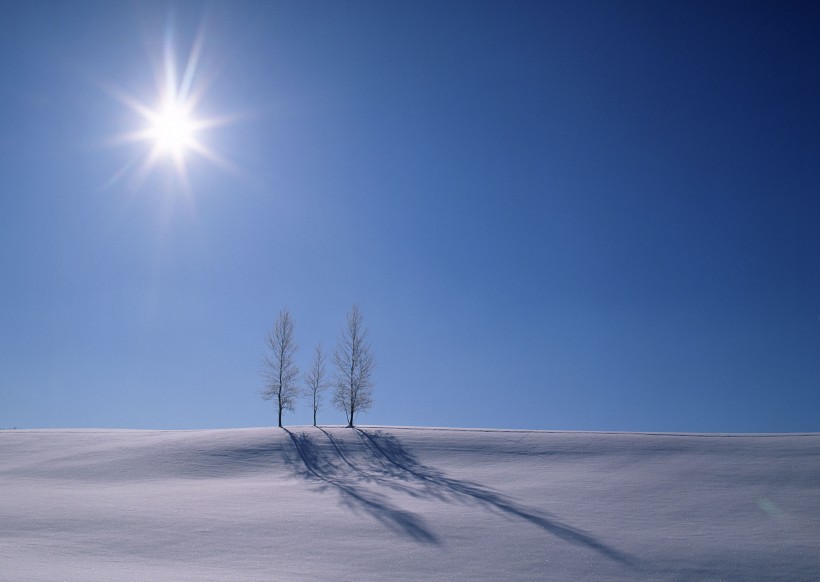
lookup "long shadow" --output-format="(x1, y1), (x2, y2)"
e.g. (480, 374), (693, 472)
(316, 427), (368, 477)
(282, 427), (637, 568)
(282, 428), (439, 544)
(353, 428), (638, 567)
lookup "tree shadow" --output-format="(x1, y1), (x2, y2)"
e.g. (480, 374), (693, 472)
(282, 427), (638, 568)
(353, 429), (638, 567)
(282, 429), (439, 544)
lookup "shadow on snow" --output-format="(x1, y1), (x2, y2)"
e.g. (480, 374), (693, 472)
(282, 427), (637, 567)
(283, 428), (438, 544)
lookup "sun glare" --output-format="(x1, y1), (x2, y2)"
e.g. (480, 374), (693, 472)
(104, 20), (236, 189)
(150, 98), (195, 157)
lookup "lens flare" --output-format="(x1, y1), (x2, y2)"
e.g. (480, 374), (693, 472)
(103, 18), (236, 191)
(150, 99), (194, 156)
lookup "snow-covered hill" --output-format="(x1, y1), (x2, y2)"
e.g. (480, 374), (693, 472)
(2, 426), (818, 580)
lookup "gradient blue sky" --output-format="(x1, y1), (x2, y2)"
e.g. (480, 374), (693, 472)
(1, 1), (818, 432)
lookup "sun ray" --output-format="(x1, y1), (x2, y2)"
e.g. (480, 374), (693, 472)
(178, 25), (204, 104)
(102, 17), (238, 192)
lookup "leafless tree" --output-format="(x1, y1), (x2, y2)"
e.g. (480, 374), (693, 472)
(304, 343), (331, 427)
(262, 308), (299, 428)
(333, 304), (375, 427)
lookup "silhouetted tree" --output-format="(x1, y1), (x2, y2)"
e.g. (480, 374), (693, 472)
(304, 343), (330, 426)
(333, 304), (375, 427)
(262, 308), (299, 428)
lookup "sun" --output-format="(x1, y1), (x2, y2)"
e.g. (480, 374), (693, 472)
(103, 21), (236, 189)
(149, 98), (195, 158)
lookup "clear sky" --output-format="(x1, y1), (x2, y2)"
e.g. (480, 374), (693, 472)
(1, 1), (818, 432)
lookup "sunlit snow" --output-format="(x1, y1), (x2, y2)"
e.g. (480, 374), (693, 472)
(2, 427), (818, 580)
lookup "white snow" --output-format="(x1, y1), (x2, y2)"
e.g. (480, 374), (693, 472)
(2, 426), (819, 580)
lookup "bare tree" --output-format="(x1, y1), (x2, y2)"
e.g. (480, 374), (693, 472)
(261, 308), (299, 428)
(304, 343), (330, 427)
(333, 304), (375, 427)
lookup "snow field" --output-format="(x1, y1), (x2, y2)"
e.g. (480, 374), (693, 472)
(2, 426), (819, 580)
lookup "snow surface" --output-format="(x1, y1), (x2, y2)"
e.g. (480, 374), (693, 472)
(2, 426), (819, 581)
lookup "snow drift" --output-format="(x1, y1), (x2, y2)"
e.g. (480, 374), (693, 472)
(2, 426), (819, 580)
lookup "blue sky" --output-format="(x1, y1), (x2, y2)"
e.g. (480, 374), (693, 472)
(1, 1), (818, 432)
